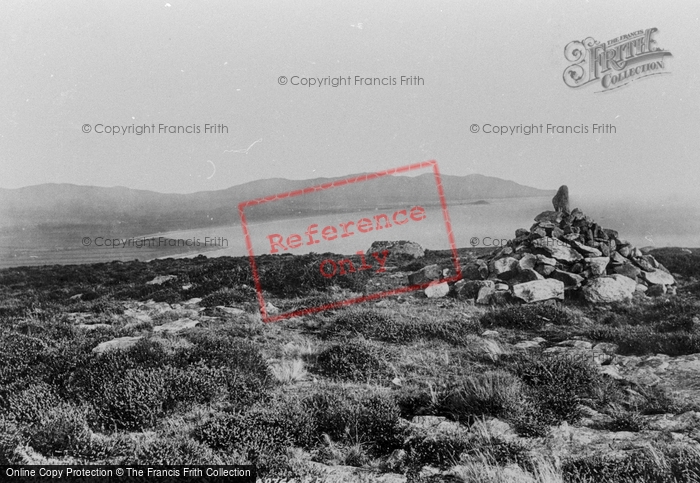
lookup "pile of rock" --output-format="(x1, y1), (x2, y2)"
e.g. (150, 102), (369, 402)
(454, 189), (676, 304)
(405, 186), (677, 304)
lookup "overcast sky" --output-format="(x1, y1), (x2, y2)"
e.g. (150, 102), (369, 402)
(1, 0), (698, 201)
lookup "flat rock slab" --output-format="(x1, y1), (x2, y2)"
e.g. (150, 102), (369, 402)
(146, 275), (177, 285)
(532, 237), (584, 262)
(152, 318), (200, 333)
(216, 306), (246, 315)
(77, 323), (112, 331)
(640, 268), (675, 286)
(92, 336), (142, 354)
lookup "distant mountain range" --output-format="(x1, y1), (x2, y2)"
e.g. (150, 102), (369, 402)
(0, 174), (554, 235)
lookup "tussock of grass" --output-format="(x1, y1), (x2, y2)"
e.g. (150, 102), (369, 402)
(562, 444), (700, 482)
(271, 359), (308, 384)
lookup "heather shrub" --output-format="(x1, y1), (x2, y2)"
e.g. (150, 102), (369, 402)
(180, 332), (270, 381)
(95, 368), (167, 431)
(258, 254), (370, 297)
(193, 399), (316, 474)
(27, 403), (92, 456)
(128, 436), (228, 465)
(304, 387), (403, 455)
(0, 332), (50, 389)
(200, 287), (250, 307)
(162, 362), (228, 410)
(4, 383), (62, 425)
(315, 339), (392, 383)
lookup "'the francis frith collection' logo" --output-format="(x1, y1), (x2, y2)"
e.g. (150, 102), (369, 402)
(563, 28), (672, 92)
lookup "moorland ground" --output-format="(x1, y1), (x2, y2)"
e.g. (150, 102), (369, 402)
(2, 247), (700, 482)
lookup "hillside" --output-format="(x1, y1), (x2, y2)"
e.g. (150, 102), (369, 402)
(0, 174), (554, 232)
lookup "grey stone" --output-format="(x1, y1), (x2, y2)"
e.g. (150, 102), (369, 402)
(512, 279), (565, 303)
(455, 280), (495, 299)
(425, 281), (450, 298)
(146, 275), (177, 285)
(569, 240), (603, 257)
(535, 210), (564, 223)
(408, 264), (442, 285)
(550, 269), (585, 288)
(518, 253), (538, 271)
(461, 260), (489, 280)
(489, 257), (519, 276)
(646, 284), (667, 297)
(476, 286), (496, 305)
(510, 268), (544, 284)
(640, 269), (675, 286)
(532, 237), (584, 262)
(153, 318), (200, 334)
(535, 264), (556, 277)
(585, 257), (610, 276)
(367, 240), (424, 258)
(614, 262), (641, 279)
(536, 254), (557, 266)
(583, 276), (635, 303)
(92, 336), (143, 354)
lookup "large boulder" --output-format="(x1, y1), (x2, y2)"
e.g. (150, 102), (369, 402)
(367, 240), (424, 259)
(583, 275), (636, 303)
(512, 279), (565, 303)
(639, 268), (675, 286)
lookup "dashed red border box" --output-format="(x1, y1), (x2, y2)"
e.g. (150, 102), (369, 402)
(238, 160), (462, 323)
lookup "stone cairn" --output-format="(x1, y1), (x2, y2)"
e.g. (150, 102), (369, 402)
(409, 186), (677, 304)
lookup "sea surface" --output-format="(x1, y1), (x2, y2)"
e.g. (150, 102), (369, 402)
(1, 196), (698, 268)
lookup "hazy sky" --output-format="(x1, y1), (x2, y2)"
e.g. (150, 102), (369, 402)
(2, 0), (699, 200)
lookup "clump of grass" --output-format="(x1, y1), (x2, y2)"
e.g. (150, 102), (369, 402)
(562, 444), (700, 483)
(452, 452), (563, 483)
(604, 405), (649, 432)
(438, 370), (524, 422)
(270, 359), (307, 384)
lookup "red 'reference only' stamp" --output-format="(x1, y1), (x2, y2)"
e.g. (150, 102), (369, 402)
(238, 160), (462, 322)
